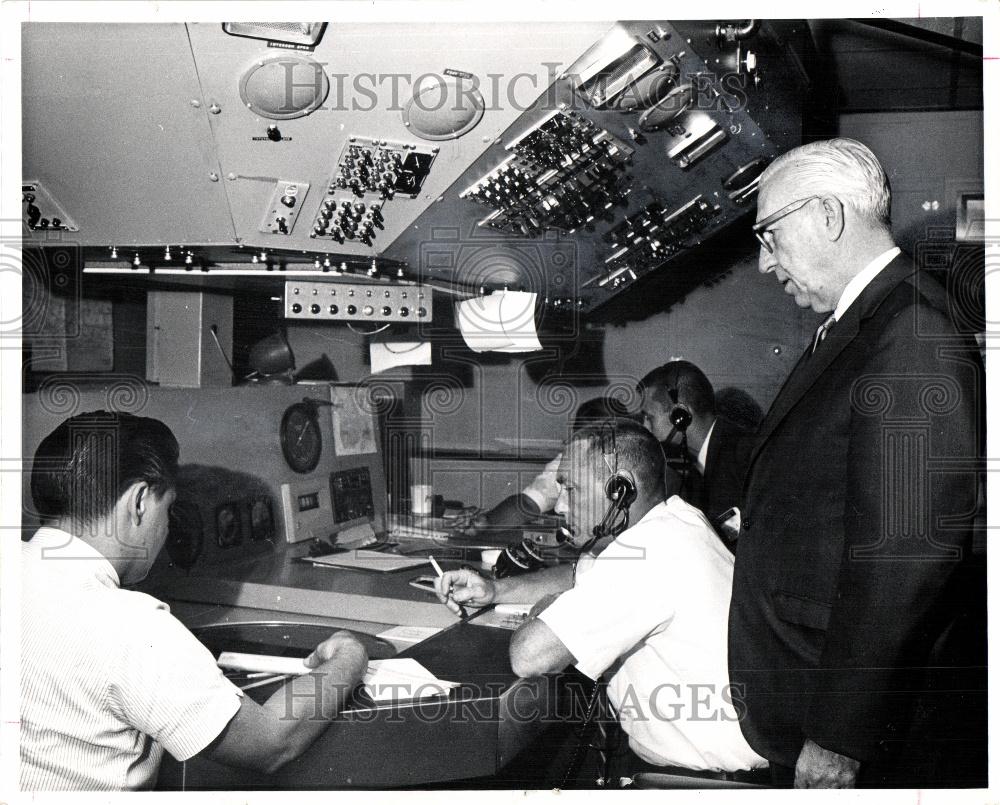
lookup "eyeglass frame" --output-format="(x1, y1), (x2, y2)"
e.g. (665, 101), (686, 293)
(752, 195), (821, 253)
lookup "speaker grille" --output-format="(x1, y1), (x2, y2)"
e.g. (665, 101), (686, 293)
(402, 77), (485, 141)
(223, 22), (327, 46)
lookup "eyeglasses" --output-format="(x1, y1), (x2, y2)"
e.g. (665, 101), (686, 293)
(752, 195), (820, 253)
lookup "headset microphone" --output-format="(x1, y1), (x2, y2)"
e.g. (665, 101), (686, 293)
(591, 471), (637, 541)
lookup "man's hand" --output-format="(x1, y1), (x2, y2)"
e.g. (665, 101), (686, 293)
(303, 630), (368, 680)
(446, 507), (486, 535)
(794, 739), (861, 788)
(434, 568), (496, 614)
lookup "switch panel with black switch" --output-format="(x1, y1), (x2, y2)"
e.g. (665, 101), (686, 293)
(259, 179), (310, 235)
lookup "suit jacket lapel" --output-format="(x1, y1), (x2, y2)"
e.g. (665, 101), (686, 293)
(750, 254), (916, 466)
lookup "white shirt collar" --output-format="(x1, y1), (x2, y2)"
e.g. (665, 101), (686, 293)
(695, 418), (717, 475)
(27, 526), (121, 588)
(833, 246), (901, 321)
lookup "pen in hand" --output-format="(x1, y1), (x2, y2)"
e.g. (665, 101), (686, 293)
(429, 555), (468, 618)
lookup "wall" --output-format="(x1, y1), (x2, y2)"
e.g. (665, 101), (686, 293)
(420, 249), (816, 452)
(838, 111), (984, 252)
(22, 383), (386, 571)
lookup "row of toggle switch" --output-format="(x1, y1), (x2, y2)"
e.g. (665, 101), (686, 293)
(284, 281), (434, 322)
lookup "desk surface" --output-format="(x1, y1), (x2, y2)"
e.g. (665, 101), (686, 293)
(158, 615), (556, 789)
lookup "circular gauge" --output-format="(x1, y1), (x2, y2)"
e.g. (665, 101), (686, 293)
(280, 402), (322, 474)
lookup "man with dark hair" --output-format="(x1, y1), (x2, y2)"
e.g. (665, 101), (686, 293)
(733, 137), (985, 787)
(636, 361), (754, 536)
(21, 411), (368, 791)
(435, 421), (767, 778)
(458, 395), (637, 533)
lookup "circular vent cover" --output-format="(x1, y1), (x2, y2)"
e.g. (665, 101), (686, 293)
(612, 64), (679, 112)
(402, 76), (485, 141)
(638, 83), (695, 132)
(239, 55), (330, 119)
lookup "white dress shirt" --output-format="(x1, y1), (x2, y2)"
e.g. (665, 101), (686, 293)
(21, 528), (242, 790)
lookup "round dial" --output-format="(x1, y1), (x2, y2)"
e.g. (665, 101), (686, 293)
(280, 402), (322, 474)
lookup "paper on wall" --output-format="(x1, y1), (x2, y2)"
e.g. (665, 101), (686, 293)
(456, 291), (541, 353)
(369, 340), (432, 374)
(331, 386), (377, 455)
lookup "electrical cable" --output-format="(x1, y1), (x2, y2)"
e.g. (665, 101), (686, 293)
(382, 341), (426, 354)
(347, 322), (392, 336)
(208, 325), (235, 373)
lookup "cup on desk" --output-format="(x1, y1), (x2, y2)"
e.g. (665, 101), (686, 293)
(411, 484), (433, 516)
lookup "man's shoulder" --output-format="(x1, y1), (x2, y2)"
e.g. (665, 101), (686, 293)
(616, 498), (728, 555)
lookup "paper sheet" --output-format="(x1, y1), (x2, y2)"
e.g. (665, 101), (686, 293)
(370, 340), (432, 374)
(217, 653), (457, 701)
(377, 625), (444, 651)
(468, 603), (533, 631)
(456, 291), (541, 353)
(330, 386), (377, 456)
(363, 658), (459, 702)
(307, 550), (430, 572)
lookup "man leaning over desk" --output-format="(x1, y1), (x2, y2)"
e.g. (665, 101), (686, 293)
(435, 420), (767, 781)
(21, 411), (368, 791)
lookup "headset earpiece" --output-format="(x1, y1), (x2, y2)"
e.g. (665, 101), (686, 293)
(666, 380), (692, 431)
(604, 471), (637, 507)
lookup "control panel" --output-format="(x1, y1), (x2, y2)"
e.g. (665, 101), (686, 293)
(305, 137), (437, 249)
(599, 194), (721, 274)
(460, 109), (634, 236)
(330, 137), (437, 199)
(260, 180), (310, 236)
(280, 480), (335, 544)
(330, 467), (375, 525)
(310, 195), (385, 246)
(285, 281), (433, 323)
(22, 181), (78, 232)
(214, 497), (276, 548)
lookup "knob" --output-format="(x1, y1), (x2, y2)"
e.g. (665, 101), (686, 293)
(329, 304), (339, 314)
(381, 306), (392, 316)
(267, 125), (282, 142)
(275, 217), (288, 234)
(363, 305), (374, 316)
(310, 304), (321, 314)
(417, 307), (427, 317)
(347, 305), (357, 315)
(399, 307), (409, 317)
(280, 195), (296, 208)
(291, 303), (302, 314)
(313, 224), (327, 236)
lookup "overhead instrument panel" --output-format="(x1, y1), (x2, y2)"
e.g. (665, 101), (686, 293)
(459, 110), (634, 236)
(385, 19), (807, 312)
(179, 20), (615, 258)
(22, 19), (807, 314)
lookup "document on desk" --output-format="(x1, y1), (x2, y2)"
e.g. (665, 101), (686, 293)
(217, 653), (457, 701)
(470, 603), (533, 630)
(307, 550), (430, 572)
(363, 658), (458, 702)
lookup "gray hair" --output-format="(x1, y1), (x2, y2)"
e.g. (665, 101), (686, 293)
(760, 138), (891, 231)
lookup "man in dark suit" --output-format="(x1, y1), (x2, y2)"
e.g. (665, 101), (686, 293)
(729, 138), (985, 788)
(637, 361), (755, 542)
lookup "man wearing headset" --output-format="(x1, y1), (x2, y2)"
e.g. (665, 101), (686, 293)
(636, 361), (755, 543)
(435, 420), (766, 779)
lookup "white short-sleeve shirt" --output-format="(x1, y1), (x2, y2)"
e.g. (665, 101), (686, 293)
(20, 528), (243, 791)
(539, 497), (766, 771)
